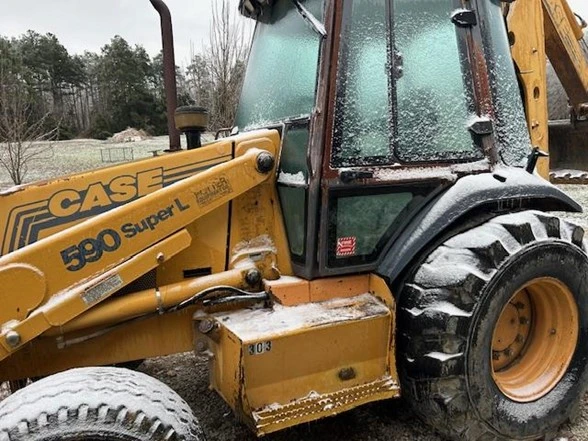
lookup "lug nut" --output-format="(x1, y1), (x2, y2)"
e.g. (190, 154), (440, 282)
(520, 317), (530, 325)
(338, 367), (356, 381)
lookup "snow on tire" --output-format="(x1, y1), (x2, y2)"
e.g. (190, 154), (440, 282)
(397, 210), (588, 440)
(0, 366), (205, 441)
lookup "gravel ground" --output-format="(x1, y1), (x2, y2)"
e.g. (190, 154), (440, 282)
(137, 353), (445, 441)
(1, 141), (588, 439)
(136, 352), (586, 441)
(556, 185), (588, 230)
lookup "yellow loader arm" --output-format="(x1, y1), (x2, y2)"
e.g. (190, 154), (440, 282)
(508, 0), (588, 177)
(0, 131), (278, 362)
(543, 0), (588, 113)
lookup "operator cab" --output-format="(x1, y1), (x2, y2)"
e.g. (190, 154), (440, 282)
(237, 0), (532, 279)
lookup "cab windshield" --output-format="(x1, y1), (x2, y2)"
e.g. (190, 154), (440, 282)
(235, 0), (324, 131)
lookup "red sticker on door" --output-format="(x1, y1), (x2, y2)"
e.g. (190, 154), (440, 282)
(336, 236), (357, 257)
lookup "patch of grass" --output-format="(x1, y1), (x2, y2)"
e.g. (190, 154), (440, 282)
(0, 136), (173, 190)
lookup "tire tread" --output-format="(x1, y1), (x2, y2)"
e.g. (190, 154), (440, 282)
(0, 367), (204, 441)
(398, 211), (586, 440)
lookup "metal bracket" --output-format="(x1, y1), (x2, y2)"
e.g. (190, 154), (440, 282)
(525, 147), (549, 174)
(468, 118), (494, 136)
(451, 9), (477, 27)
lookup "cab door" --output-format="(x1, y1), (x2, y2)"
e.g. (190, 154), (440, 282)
(318, 0), (489, 277)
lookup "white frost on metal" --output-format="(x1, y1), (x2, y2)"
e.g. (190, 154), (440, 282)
(264, 402), (283, 411)
(373, 167), (457, 183)
(0, 184), (26, 196)
(293, 0), (327, 37)
(232, 234), (278, 267)
(253, 375), (398, 418)
(233, 234), (277, 255)
(277, 171), (306, 186)
(304, 390), (321, 400)
(450, 159), (491, 174)
(371, 160), (490, 183)
(265, 275), (305, 285)
(215, 293), (388, 341)
(466, 114), (490, 126)
(406, 302), (471, 318)
(425, 352), (463, 362)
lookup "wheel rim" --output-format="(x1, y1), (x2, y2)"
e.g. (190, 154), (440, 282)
(491, 277), (578, 402)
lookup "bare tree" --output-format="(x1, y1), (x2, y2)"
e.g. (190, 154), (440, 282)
(207, 0), (251, 130)
(187, 45), (212, 111)
(0, 66), (57, 186)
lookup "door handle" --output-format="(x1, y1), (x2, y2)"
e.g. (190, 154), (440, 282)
(339, 170), (374, 184)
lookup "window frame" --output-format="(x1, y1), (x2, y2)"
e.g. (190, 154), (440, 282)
(329, 0), (485, 169)
(277, 119), (312, 264)
(324, 185), (434, 268)
(235, 0), (326, 132)
(316, 0), (495, 278)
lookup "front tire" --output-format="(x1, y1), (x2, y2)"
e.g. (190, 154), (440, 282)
(0, 367), (205, 441)
(398, 211), (588, 440)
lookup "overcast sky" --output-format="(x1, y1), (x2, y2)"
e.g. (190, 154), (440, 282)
(568, 0), (588, 17)
(1, 0), (587, 67)
(0, 0), (245, 67)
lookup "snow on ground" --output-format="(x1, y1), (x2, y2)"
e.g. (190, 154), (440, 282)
(0, 136), (170, 191)
(0, 134), (214, 191)
(556, 185), (588, 231)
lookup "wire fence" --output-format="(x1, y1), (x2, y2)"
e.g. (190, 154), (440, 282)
(100, 147), (134, 163)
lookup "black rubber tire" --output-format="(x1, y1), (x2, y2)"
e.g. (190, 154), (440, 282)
(115, 359), (145, 371)
(0, 367), (205, 441)
(397, 211), (588, 440)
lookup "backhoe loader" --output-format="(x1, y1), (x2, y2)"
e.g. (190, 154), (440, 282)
(1, 0), (588, 440)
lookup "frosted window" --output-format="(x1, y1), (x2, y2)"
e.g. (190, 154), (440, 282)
(332, 0), (482, 166)
(235, 0), (323, 130)
(479, 0), (531, 166)
(278, 126), (310, 260)
(279, 186), (307, 257)
(335, 192), (413, 257)
(280, 126), (310, 178)
(332, 0), (392, 166)
(394, 0), (480, 161)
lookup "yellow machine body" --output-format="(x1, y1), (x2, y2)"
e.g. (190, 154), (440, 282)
(195, 274), (399, 435)
(0, 129), (289, 363)
(0, 127), (400, 433)
(3, 0), (588, 437)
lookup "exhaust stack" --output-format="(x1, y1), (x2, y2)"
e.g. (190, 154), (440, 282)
(150, 0), (181, 151)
